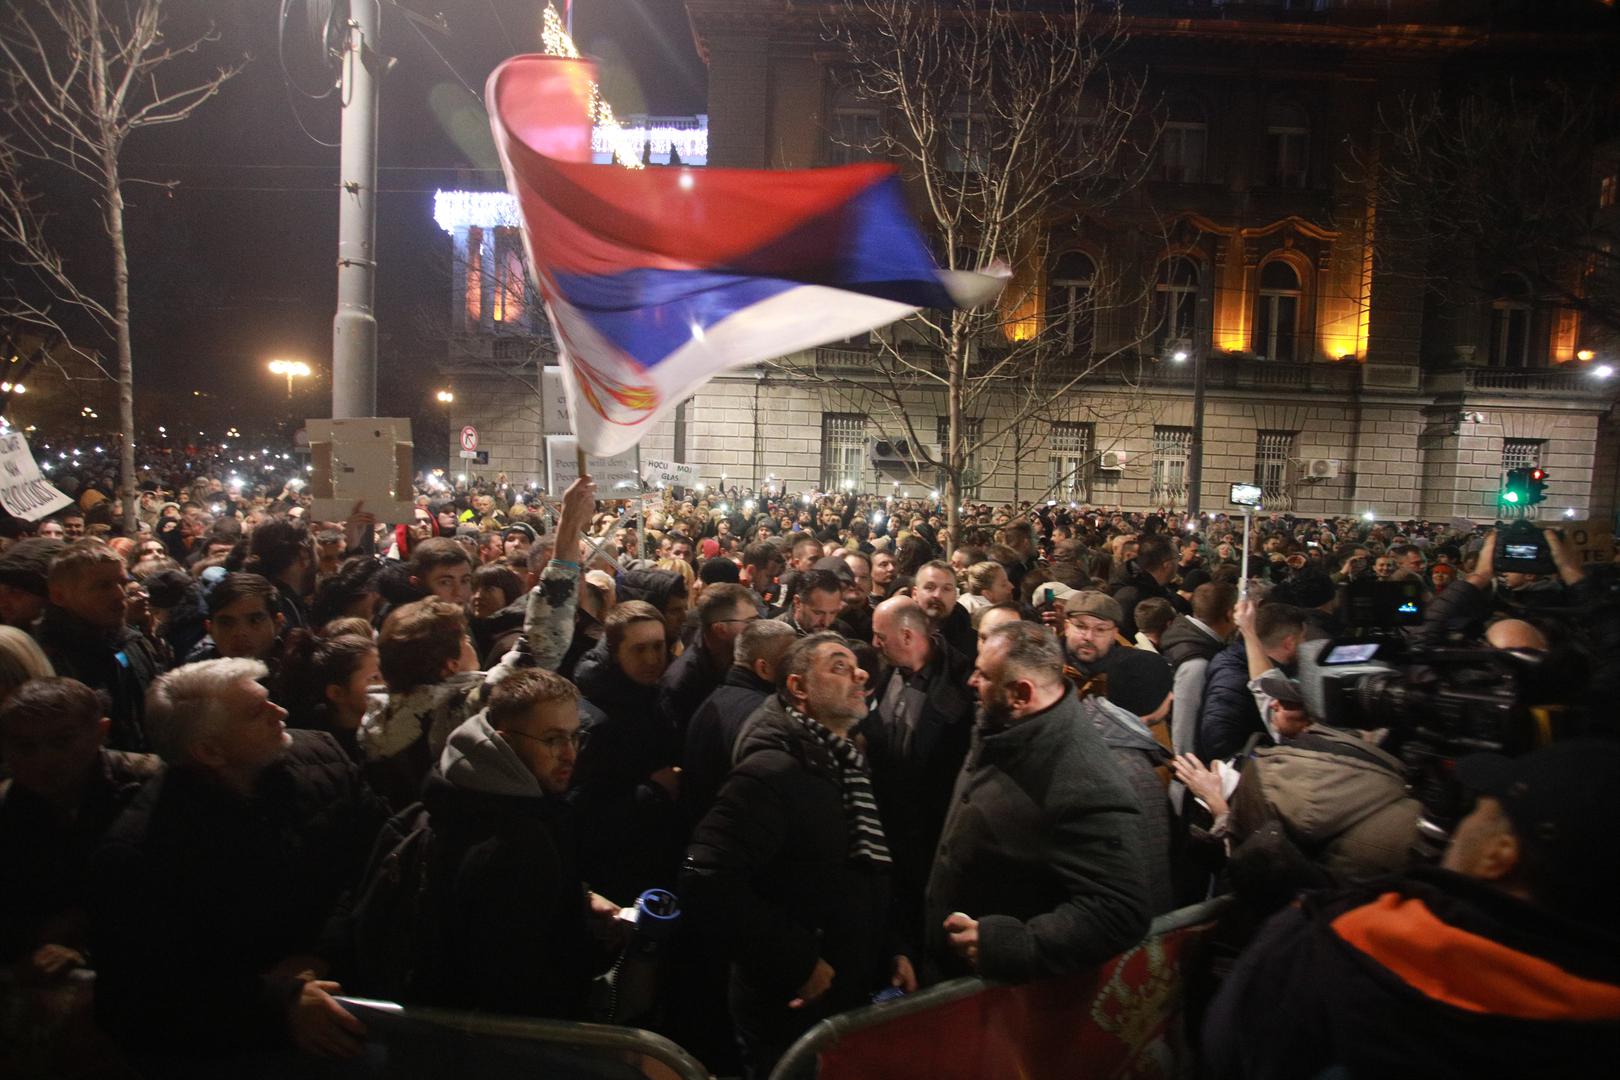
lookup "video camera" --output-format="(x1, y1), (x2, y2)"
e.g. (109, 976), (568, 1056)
(1494, 519), (1556, 576)
(1296, 577), (1561, 843)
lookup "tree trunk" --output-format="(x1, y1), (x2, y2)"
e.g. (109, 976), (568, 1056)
(103, 155), (135, 537)
(944, 326), (964, 557)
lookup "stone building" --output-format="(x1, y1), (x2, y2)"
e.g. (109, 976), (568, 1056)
(440, 1), (1620, 525)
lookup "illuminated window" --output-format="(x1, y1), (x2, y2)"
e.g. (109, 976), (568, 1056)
(1600, 174), (1617, 209)
(1265, 99), (1310, 188)
(464, 226), (482, 323)
(492, 228), (527, 325)
(1047, 251), (1096, 354)
(1490, 273), (1534, 368)
(1155, 98), (1207, 183)
(1156, 256), (1202, 351)
(1253, 260), (1302, 362)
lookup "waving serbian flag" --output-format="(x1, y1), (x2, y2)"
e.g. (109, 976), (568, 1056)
(486, 55), (1007, 457)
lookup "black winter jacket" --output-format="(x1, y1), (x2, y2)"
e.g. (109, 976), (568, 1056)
(1195, 640), (1268, 762)
(35, 606), (162, 753)
(571, 639), (683, 904)
(1109, 563), (1189, 641)
(658, 636), (724, 734)
(681, 696), (897, 1010)
(0, 749), (161, 963)
(90, 731), (389, 1056)
(925, 689), (1151, 982)
(680, 665), (773, 828)
(864, 636), (976, 944)
(1203, 867), (1620, 1080)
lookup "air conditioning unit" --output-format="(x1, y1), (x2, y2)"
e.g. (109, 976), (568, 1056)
(1304, 458), (1342, 480)
(1096, 451), (1125, 473)
(870, 439), (936, 477)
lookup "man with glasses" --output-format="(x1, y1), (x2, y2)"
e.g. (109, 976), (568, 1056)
(659, 583), (762, 733)
(416, 667), (620, 1017)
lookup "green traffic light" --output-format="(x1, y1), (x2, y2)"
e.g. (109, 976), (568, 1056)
(1503, 491), (1519, 503)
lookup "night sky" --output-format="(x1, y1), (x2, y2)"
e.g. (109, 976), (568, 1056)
(92, 0), (704, 431)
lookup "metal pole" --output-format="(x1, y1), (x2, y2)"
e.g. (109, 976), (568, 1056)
(1186, 347), (1207, 519)
(332, 0), (381, 419)
(1239, 507), (1252, 603)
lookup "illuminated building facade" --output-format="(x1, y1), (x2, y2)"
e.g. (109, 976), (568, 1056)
(439, 1), (1620, 523)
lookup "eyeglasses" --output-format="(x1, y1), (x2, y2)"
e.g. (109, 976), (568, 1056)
(502, 729), (581, 753)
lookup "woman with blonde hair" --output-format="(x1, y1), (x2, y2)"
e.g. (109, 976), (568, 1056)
(0, 625), (54, 704)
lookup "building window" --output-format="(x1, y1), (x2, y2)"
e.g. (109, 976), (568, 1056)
(821, 413), (868, 492)
(1253, 260), (1303, 362)
(1255, 430), (1295, 509)
(937, 415), (984, 493)
(1156, 256), (1202, 352)
(492, 227), (528, 326)
(1265, 99), (1310, 188)
(1049, 422), (1093, 502)
(944, 112), (989, 174)
(1155, 98), (1207, 183)
(1489, 274), (1534, 368)
(827, 108), (882, 166)
(464, 226), (483, 324)
(1600, 174), (1617, 210)
(1152, 426), (1193, 506)
(1501, 439), (1543, 485)
(1047, 252), (1096, 355)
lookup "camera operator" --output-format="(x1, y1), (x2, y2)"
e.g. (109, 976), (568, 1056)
(1202, 740), (1620, 1080)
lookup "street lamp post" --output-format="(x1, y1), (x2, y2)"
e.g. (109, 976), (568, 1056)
(268, 359), (312, 397)
(435, 389), (455, 404)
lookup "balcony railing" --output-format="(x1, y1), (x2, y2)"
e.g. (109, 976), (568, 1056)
(1426, 366), (1615, 396)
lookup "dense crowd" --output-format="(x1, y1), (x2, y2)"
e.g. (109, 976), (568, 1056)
(1, 432), (1618, 1079)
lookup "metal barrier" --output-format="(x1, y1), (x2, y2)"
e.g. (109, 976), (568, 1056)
(769, 896), (1232, 1080)
(334, 997), (711, 1080)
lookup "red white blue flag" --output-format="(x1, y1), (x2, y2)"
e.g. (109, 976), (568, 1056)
(486, 54), (1005, 457)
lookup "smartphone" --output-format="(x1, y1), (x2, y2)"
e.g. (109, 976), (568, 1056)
(1229, 483), (1263, 508)
(1044, 587), (1056, 604)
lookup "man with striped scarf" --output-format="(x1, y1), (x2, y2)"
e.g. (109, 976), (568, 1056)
(682, 631), (915, 1079)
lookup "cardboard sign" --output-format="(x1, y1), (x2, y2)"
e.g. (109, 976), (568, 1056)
(544, 435), (641, 494)
(0, 434), (72, 521)
(1562, 521), (1613, 566)
(307, 418), (416, 523)
(641, 458), (700, 489)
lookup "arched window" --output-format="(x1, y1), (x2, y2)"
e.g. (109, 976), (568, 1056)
(1265, 99), (1310, 188)
(1156, 98), (1207, 183)
(1047, 251), (1096, 354)
(1490, 274), (1534, 368)
(1253, 260), (1302, 362)
(1156, 256), (1201, 351)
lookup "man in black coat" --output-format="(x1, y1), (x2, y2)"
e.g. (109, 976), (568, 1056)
(571, 600), (683, 905)
(0, 678), (161, 973)
(90, 658), (389, 1066)
(911, 560), (978, 662)
(35, 543), (162, 753)
(1109, 536), (1189, 642)
(867, 597), (975, 943)
(926, 622), (1150, 982)
(682, 632), (914, 1079)
(658, 583), (760, 733)
(415, 669), (613, 1017)
(680, 618), (797, 829)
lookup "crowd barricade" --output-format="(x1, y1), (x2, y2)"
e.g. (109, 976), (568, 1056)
(331, 997), (710, 1080)
(769, 896), (1231, 1080)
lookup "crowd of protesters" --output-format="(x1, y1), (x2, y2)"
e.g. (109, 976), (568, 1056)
(1, 430), (1618, 1079)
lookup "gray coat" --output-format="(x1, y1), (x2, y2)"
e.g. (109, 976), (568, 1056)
(925, 689), (1152, 982)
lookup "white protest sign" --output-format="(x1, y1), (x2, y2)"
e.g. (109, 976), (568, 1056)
(541, 367), (573, 436)
(0, 434), (73, 521)
(545, 435), (641, 495)
(306, 418), (417, 523)
(641, 458), (701, 489)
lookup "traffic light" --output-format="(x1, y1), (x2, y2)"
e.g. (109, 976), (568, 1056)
(1526, 466), (1549, 507)
(1500, 466), (1550, 509)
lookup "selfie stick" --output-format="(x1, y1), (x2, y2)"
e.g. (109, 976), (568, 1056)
(1239, 506), (1252, 603)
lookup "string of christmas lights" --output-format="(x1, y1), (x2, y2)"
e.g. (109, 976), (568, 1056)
(540, 2), (645, 169)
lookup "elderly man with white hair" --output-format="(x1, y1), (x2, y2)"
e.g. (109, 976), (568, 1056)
(90, 658), (390, 1068)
